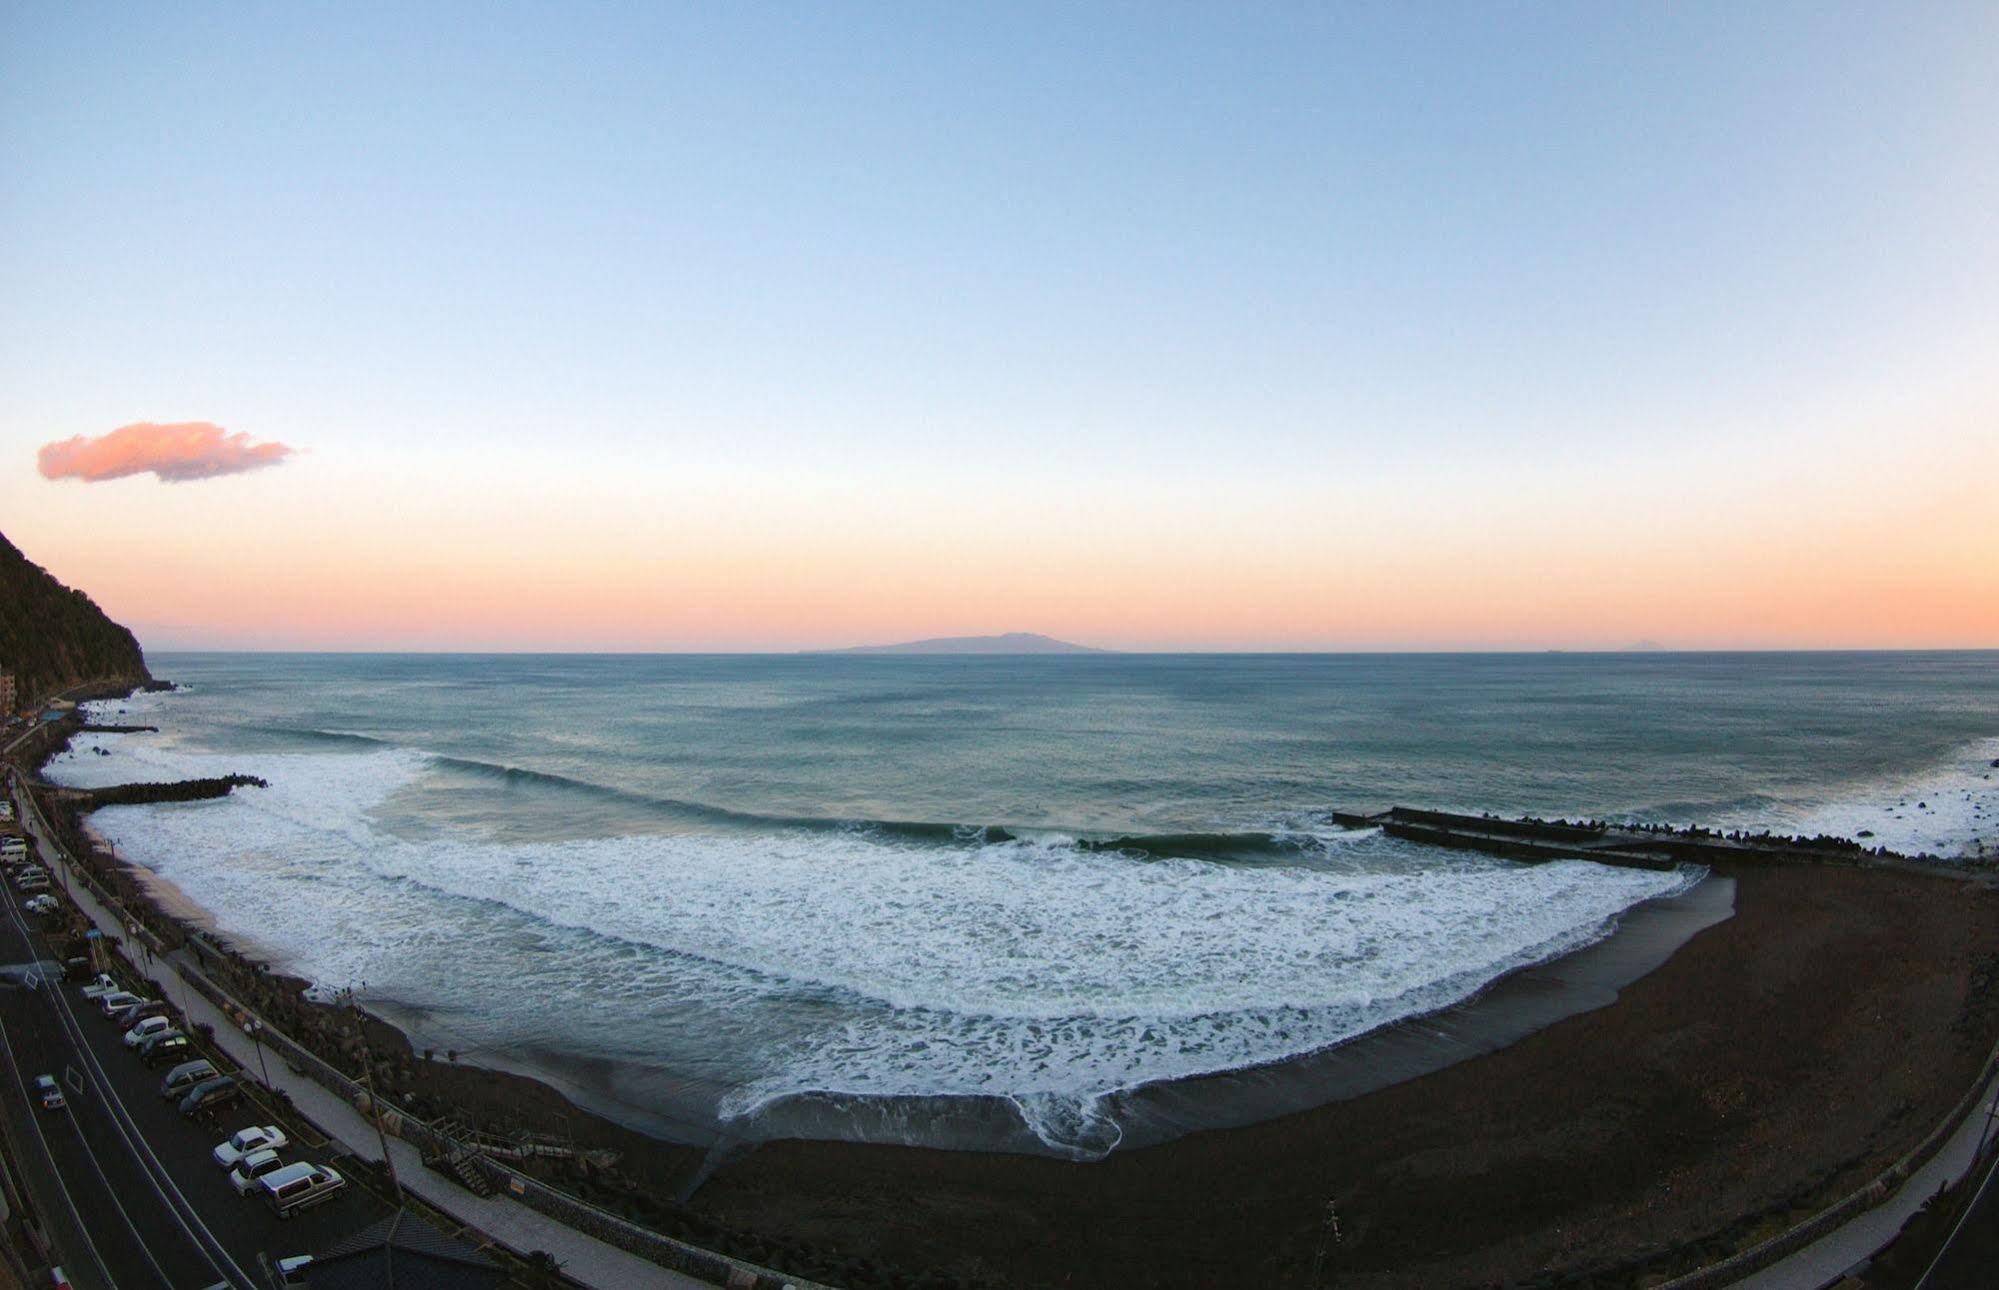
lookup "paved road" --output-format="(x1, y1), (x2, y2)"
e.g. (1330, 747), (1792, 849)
(1915, 1131), (1999, 1289)
(6, 759), (722, 1289)
(0, 859), (388, 1287)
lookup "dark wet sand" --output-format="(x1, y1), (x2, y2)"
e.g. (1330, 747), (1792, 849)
(690, 865), (1999, 1288)
(47, 764), (1999, 1287)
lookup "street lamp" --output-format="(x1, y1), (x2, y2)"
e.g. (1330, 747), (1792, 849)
(245, 1016), (273, 1089)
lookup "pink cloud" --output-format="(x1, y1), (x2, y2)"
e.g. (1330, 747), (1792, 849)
(38, 421), (295, 483)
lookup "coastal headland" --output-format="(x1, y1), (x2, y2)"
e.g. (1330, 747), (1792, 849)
(13, 696), (1999, 1289)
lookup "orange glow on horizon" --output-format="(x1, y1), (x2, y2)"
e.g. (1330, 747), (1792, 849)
(13, 402), (1997, 654)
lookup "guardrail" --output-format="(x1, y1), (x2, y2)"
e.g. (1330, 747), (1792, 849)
(1654, 1038), (1999, 1289)
(8, 768), (828, 1290)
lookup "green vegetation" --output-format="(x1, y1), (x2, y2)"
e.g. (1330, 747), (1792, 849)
(0, 528), (150, 702)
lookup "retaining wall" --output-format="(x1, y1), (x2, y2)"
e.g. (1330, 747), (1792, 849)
(18, 771), (825, 1290)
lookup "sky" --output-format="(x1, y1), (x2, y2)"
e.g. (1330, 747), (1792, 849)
(2, 3), (1995, 652)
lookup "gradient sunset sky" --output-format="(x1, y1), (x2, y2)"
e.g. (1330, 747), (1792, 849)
(3, 4), (1995, 652)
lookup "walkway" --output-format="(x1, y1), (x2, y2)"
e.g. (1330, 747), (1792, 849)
(6, 771), (715, 1290)
(1733, 1078), (1999, 1289)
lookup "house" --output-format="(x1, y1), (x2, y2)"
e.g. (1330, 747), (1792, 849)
(302, 1209), (506, 1290)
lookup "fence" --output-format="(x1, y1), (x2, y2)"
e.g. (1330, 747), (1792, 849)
(1655, 1038), (1999, 1290)
(19, 773), (825, 1290)
(169, 953), (820, 1288)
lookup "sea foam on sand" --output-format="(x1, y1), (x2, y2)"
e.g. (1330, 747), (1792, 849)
(47, 716), (1695, 1155)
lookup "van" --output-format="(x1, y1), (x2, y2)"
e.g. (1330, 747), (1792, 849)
(160, 1059), (219, 1099)
(259, 1162), (345, 1218)
(180, 1076), (239, 1117)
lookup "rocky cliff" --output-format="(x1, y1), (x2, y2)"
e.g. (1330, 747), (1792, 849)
(0, 529), (151, 704)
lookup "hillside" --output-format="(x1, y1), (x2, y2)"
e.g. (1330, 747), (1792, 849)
(0, 529), (151, 703)
(819, 632), (1109, 655)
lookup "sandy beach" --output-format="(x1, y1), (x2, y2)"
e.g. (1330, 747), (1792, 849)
(25, 709), (1999, 1287)
(689, 864), (1999, 1288)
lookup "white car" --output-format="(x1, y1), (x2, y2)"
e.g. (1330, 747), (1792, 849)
(101, 994), (151, 1019)
(227, 1148), (290, 1195)
(213, 1124), (290, 1169)
(80, 974), (119, 999)
(123, 1016), (174, 1048)
(25, 894), (60, 915)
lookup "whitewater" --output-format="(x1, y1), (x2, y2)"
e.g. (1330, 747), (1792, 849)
(40, 651), (1999, 1154)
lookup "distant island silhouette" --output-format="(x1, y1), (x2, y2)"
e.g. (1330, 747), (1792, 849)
(816, 632), (1110, 655)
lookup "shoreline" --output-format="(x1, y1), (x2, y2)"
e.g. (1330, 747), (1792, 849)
(693, 862), (1999, 1288)
(24, 705), (1999, 1286)
(51, 718), (1739, 1162)
(737, 870), (1735, 1156)
(79, 801), (1738, 1163)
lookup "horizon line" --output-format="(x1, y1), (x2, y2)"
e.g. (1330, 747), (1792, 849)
(138, 645), (1999, 657)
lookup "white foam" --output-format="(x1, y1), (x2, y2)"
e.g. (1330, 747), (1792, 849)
(1741, 737), (1999, 860)
(47, 733), (1694, 1153)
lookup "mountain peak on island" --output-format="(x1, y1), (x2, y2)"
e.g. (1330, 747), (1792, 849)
(819, 632), (1110, 655)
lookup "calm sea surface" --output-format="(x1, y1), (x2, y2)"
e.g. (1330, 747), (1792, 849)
(46, 651), (1999, 1154)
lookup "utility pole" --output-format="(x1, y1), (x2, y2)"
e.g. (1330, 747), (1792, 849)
(344, 984), (403, 1201)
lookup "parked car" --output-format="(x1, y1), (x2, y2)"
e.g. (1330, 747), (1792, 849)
(24, 894), (60, 915)
(213, 1124), (289, 1169)
(272, 1255), (313, 1287)
(226, 1147), (290, 1195)
(102, 995), (153, 1021)
(135, 1027), (186, 1056)
(160, 1059), (219, 1099)
(33, 1074), (65, 1111)
(259, 1163), (344, 1219)
(117, 1000), (171, 1031)
(140, 1036), (192, 1067)
(180, 1076), (240, 1117)
(123, 1016), (174, 1048)
(80, 974), (119, 999)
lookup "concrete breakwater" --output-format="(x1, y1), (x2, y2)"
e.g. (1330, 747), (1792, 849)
(57, 773), (269, 809)
(1330, 805), (1902, 872)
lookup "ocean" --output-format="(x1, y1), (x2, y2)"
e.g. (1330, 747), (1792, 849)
(43, 651), (1999, 1157)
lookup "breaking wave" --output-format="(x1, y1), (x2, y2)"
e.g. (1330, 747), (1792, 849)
(45, 722), (1695, 1155)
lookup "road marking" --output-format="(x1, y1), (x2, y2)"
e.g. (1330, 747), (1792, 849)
(2, 868), (258, 1289)
(0, 1001), (122, 1290)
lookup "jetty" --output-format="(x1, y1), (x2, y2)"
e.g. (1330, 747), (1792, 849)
(1330, 806), (1886, 872)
